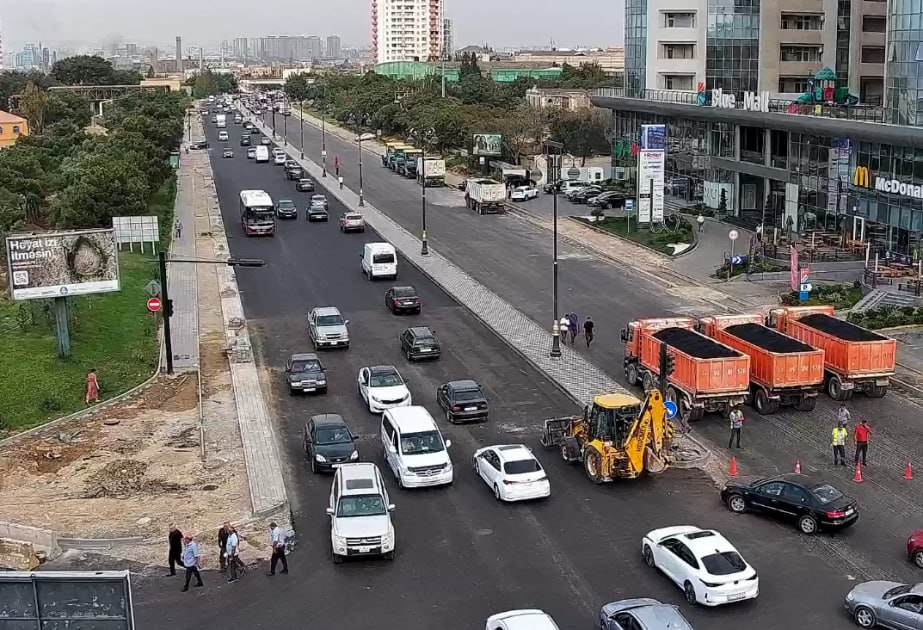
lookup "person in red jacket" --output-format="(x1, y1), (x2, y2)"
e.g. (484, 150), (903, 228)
(854, 419), (871, 466)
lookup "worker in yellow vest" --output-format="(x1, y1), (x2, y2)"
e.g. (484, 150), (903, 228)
(832, 420), (848, 467)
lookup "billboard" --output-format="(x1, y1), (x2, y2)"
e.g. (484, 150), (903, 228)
(113, 216), (160, 253)
(6, 229), (121, 301)
(472, 133), (502, 157)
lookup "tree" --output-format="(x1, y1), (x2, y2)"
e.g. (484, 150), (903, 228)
(45, 91), (92, 129)
(54, 149), (150, 227)
(284, 73), (312, 102)
(50, 55), (120, 86)
(547, 107), (609, 166)
(18, 83), (52, 135)
(0, 69), (50, 110)
(719, 188), (728, 217)
(495, 106), (543, 165)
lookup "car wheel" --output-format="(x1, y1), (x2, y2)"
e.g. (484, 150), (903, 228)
(288, 388), (296, 396)
(446, 408), (455, 424)
(642, 544), (655, 568)
(625, 362), (639, 386)
(853, 606), (877, 628)
(798, 514), (818, 535)
(683, 581), (697, 605)
(333, 552), (343, 564)
(385, 550), (395, 561)
(311, 458), (317, 474)
(493, 484), (502, 501)
(914, 549), (923, 569)
(727, 494), (747, 514)
(319, 387), (327, 395)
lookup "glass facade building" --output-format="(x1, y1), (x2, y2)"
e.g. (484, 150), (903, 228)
(625, 0), (648, 93)
(886, 0), (923, 127)
(705, 0), (761, 93)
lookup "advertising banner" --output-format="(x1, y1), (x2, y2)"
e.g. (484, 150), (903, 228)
(6, 229), (121, 301)
(638, 150), (665, 222)
(827, 138), (851, 216)
(640, 124), (667, 151)
(472, 133), (502, 156)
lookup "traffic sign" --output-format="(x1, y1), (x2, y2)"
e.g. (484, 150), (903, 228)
(731, 255), (745, 265)
(799, 291), (809, 301)
(728, 229), (739, 241)
(625, 199), (634, 213)
(800, 282), (813, 292)
(144, 279), (162, 297)
(147, 297), (162, 312)
(321, 150), (328, 158)
(567, 167), (581, 179)
(664, 400), (678, 419)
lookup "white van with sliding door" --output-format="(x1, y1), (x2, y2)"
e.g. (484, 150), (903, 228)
(360, 243), (398, 280)
(381, 406), (453, 488)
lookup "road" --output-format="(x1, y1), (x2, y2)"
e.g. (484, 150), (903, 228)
(129, 115), (873, 630)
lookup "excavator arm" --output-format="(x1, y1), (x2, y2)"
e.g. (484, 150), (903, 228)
(623, 390), (672, 476)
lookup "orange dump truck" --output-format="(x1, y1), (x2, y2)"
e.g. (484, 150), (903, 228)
(767, 305), (896, 401)
(621, 317), (750, 421)
(698, 313), (825, 414)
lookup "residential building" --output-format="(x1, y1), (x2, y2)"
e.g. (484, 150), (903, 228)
(250, 38), (265, 61)
(307, 36), (323, 60)
(233, 37), (248, 60)
(510, 48), (625, 75)
(0, 110), (29, 149)
(374, 59), (564, 83)
(886, 0), (923, 126)
(175, 36), (182, 70)
(259, 36), (315, 61)
(442, 18), (453, 60)
(326, 35), (342, 59)
(525, 86), (592, 111)
(372, 0), (444, 64)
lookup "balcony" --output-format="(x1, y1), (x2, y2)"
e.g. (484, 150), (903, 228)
(779, 30), (824, 45)
(657, 27), (698, 42)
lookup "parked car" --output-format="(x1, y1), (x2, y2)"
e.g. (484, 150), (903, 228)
(908, 529), (923, 568)
(189, 140), (209, 150)
(642, 525), (759, 606)
(310, 194), (329, 210)
(276, 199), (298, 219)
(436, 379), (487, 423)
(307, 306), (350, 349)
(845, 581), (923, 629)
(284, 352), (327, 395)
(588, 191), (623, 210)
(339, 212), (366, 232)
(243, 122), (253, 130)
(721, 473), (858, 534)
(560, 180), (591, 196)
(400, 326), (440, 361)
(284, 159), (299, 169)
(486, 611), (560, 630)
(210, 116), (217, 124)
(296, 178), (316, 192)
(473, 444), (549, 502)
(510, 185), (539, 202)
(357, 365), (411, 413)
(303, 414), (357, 472)
(222, 148), (234, 158)
(247, 147), (256, 159)
(542, 180), (564, 194)
(274, 153), (287, 166)
(599, 599), (693, 630)
(385, 286), (421, 314)
(572, 186), (604, 204)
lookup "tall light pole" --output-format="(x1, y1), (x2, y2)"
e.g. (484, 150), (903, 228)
(271, 106), (276, 139)
(411, 127), (437, 255)
(282, 108), (288, 145)
(545, 140), (564, 358)
(350, 112), (372, 207)
(321, 83), (328, 177)
(300, 99), (305, 159)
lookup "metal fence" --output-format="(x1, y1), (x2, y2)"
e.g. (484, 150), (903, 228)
(0, 571), (134, 629)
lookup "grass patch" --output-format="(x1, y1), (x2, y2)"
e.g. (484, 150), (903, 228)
(575, 216), (693, 256)
(781, 283), (864, 310)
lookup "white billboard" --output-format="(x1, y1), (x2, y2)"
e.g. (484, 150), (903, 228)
(113, 216), (160, 253)
(638, 150), (665, 223)
(6, 229), (121, 301)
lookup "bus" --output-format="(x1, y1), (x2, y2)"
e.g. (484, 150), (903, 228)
(239, 189), (275, 236)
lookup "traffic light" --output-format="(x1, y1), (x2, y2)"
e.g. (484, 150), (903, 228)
(165, 299), (175, 318)
(664, 352), (676, 376)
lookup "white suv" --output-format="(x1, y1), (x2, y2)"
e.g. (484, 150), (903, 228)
(327, 463), (395, 563)
(381, 406), (453, 488)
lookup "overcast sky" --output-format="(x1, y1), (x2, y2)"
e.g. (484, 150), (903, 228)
(1, 0), (624, 51)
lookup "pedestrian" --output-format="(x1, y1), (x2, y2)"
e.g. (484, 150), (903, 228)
(755, 223), (764, 243)
(697, 215), (705, 232)
(559, 314), (570, 345)
(226, 525), (241, 583)
(338, 176), (344, 190)
(854, 418), (871, 466)
(728, 407), (744, 449)
(267, 522), (289, 576)
(85, 369), (100, 406)
(180, 535), (204, 592)
(835, 403), (851, 426)
(583, 316), (595, 348)
(218, 522), (230, 572)
(832, 420), (848, 466)
(167, 523), (184, 576)
(568, 313), (580, 344)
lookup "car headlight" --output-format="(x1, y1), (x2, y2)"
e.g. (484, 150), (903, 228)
(317, 378), (326, 384)
(846, 593), (855, 602)
(349, 451), (359, 461)
(334, 535), (347, 546)
(315, 454), (327, 463)
(383, 530), (394, 544)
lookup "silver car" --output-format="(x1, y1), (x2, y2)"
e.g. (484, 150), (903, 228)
(307, 306), (350, 350)
(599, 599), (693, 630)
(845, 581), (923, 629)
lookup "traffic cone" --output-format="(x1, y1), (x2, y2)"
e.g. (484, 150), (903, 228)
(854, 462), (863, 483)
(904, 461), (914, 480)
(794, 459), (801, 474)
(729, 456), (738, 476)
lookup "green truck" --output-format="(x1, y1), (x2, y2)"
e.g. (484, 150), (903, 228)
(382, 142), (409, 168)
(387, 145), (410, 171)
(399, 149), (423, 177)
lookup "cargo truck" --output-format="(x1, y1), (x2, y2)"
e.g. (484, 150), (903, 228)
(417, 157), (446, 187)
(399, 149), (423, 177)
(698, 314), (824, 414)
(621, 317), (750, 421)
(464, 179), (507, 214)
(389, 146), (409, 171)
(216, 113), (227, 128)
(382, 143), (409, 168)
(767, 305), (896, 401)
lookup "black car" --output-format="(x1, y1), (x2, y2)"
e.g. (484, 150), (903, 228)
(721, 473), (859, 534)
(296, 178), (315, 192)
(240, 136), (251, 146)
(307, 198), (329, 221)
(437, 379), (488, 423)
(588, 191), (623, 209)
(386, 286), (421, 314)
(250, 127), (260, 135)
(285, 352), (327, 394)
(572, 186), (604, 204)
(303, 414), (358, 473)
(400, 326), (440, 361)
(285, 165), (303, 180)
(543, 179), (564, 194)
(276, 199), (298, 219)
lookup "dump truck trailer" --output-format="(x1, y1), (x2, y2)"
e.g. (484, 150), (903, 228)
(464, 178), (507, 214)
(622, 317), (750, 421)
(417, 157), (446, 187)
(698, 314), (824, 414)
(768, 306), (896, 400)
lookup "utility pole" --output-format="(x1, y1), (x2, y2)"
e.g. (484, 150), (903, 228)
(158, 251), (175, 375)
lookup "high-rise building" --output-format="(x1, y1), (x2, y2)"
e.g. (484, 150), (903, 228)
(0, 20), (5, 71)
(307, 36), (323, 60)
(233, 37), (248, 59)
(442, 18), (453, 60)
(326, 35), (342, 59)
(886, 0), (923, 126)
(250, 38), (265, 61)
(372, 0), (444, 64)
(175, 36), (182, 69)
(259, 36), (312, 61)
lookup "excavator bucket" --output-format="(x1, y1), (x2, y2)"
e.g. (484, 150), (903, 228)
(644, 446), (669, 475)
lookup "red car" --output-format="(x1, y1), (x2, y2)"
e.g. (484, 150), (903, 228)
(909, 529), (923, 568)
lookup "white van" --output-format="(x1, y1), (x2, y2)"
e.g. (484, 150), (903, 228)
(360, 243), (397, 280)
(380, 406), (453, 488)
(255, 146), (270, 163)
(326, 463), (395, 562)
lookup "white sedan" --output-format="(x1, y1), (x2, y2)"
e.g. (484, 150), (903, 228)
(509, 185), (539, 201)
(473, 444), (550, 502)
(357, 365), (412, 413)
(642, 526), (758, 606)
(486, 610), (560, 630)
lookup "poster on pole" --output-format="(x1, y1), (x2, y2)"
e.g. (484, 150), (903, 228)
(472, 133), (502, 156)
(638, 150), (665, 223)
(6, 229), (121, 301)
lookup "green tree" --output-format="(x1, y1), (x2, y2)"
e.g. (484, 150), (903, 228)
(284, 73), (312, 102)
(18, 83), (52, 135)
(494, 106), (544, 164)
(50, 55), (121, 86)
(0, 69), (50, 110)
(54, 149), (150, 227)
(547, 107), (609, 166)
(45, 91), (93, 129)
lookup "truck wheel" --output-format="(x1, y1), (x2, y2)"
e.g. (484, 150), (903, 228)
(754, 389), (779, 415)
(827, 375), (851, 401)
(688, 406), (705, 422)
(665, 386), (679, 407)
(866, 384), (888, 398)
(641, 372), (655, 392)
(625, 363), (639, 386)
(584, 449), (604, 484)
(793, 396), (817, 412)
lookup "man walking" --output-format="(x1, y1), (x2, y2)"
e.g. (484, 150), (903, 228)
(267, 522), (289, 576)
(226, 525), (241, 583)
(180, 535), (204, 592)
(728, 407), (744, 449)
(835, 403), (851, 426)
(583, 316), (595, 348)
(568, 312), (580, 344)
(167, 523), (184, 577)
(559, 314), (570, 346)
(854, 419), (871, 466)
(218, 522), (230, 572)
(832, 420), (848, 466)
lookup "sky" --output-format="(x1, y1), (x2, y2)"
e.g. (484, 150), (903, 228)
(0, 0), (624, 52)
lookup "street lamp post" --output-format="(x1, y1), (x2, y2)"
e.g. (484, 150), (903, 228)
(300, 99), (305, 159)
(283, 110), (287, 145)
(271, 107), (276, 139)
(545, 140), (564, 358)
(321, 86), (328, 177)
(350, 113), (372, 207)
(411, 127), (437, 256)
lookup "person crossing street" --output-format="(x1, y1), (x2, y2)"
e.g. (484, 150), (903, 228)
(583, 316), (595, 348)
(267, 522), (289, 576)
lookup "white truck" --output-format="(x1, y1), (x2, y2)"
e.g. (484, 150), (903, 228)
(216, 113), (227, 128)
(416, 157), (446, 187)
(464, 178), (507, 215)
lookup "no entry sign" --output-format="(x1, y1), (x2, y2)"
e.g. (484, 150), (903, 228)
(147, 297), (162, 312)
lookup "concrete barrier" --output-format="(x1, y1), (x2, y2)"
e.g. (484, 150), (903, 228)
(0, 520), (60, 555)
(0, 538), (40, 570)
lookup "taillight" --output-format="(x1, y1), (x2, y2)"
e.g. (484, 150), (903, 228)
(827, 510), (848, 518)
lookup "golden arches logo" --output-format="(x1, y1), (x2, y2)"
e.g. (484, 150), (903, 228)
(854, 166), (871, 188)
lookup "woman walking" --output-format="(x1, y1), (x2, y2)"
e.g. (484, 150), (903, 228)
(85, 369), (100, 405)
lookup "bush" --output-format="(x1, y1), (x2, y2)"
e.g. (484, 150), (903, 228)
(847, 306), (923, 330)
(781, 283), (863, 309)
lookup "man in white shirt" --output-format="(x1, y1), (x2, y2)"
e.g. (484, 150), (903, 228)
(559, 315), (570, 345)
(267, 522), (289, 576)
(226, 526), (241, 583)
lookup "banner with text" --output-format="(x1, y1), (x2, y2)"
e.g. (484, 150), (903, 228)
(638, 125), (666, 224)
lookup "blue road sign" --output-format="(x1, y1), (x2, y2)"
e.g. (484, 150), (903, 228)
(664, 400), (678, 419)
(731, 255), (745, 265)
(799, 291), (809, 301)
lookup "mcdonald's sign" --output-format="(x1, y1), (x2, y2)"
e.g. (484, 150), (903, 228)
(854, 165), (871, 188)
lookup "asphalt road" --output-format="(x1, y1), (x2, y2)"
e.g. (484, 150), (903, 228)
(128, 115), (872, 630)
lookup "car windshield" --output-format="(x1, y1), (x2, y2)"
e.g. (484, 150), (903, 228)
(504, 459), (541, 475)
(453, 389), (482, 402)
(701, 551), (747, 576)
(400, 430), (445, 454)
(312, 196), (325, 202)
(300, 180), (312, 185)
(393, 287), (417, 298)
(336, 495), (386, 517)
(316, 314), (344, 327)
(370, 371), (403, 387)
(884, 584), (913, 598)
(291, 359), (320, 373)
(278, 200), (294, 209)
(811, 484), (844, 504)
(314, 426), (352, 445)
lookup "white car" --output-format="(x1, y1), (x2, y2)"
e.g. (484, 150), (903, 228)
(357, 365), (412, 413)
(486, 610), (560, 630)
(642, 525), (759, 606)
(327, 463), (395, 562)
(473, 444), (550, 502)
(272, 147), (286, 157)
(218, 131), (228, 141)
(509, 185), (539, 202)
(274, 153), (287, 165)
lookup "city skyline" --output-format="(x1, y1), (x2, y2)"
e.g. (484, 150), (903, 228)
(0, 0), (623, 52)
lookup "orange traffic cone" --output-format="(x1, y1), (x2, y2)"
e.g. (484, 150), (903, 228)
(854, 462), (863, 483)
(904, 461), (914, 480)
(729, 456), (738, 476)
(794, 460), (801, 474)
